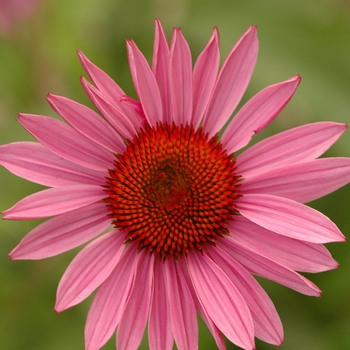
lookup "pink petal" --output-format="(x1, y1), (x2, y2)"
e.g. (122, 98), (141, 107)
(148, 261), (173, 350)
(164, 259), (198, 350)
(192, 27), (220, 129)
(217, 237), (321, 296)
(55, 229), (125, 312)
(237, 194), (345, 243)
(187, 253), (255, 350)
(242, 157), (350, 203)
(81, 78), (138, 140)
(127, 40), (163, 126)
(18, 114), (114, 171)
(222, 76), (300, 154)
(47, 94), (124, 154)
(9, 203), (111, 259)
(178, 259), (226, 350)
(3, 184), (105, 220)
(229, 216), (337, 273)
(117, 252), (154, 350)
(237, 122), (347, 177)
(152, 18), (171, 123)
(202, 26), (258, 137)
(209, 245), (283, 345)
(169, 28), (193, 125)
(0, 142), (104, 187)
(78, 50), (125, 105)
(85, 246), (138, 350)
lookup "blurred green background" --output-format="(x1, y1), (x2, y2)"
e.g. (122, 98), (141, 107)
(1, 0), (350, 349)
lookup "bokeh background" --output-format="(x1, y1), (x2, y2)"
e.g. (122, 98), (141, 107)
(1, 0), (350, 349)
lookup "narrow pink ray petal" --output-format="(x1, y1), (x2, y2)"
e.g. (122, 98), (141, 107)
(209, 245), (283, 345)
(222, 76), (300, 154)
(3, 184), (105, 220)
(152, 18), (171, 123)
(9, 203), (111, 260)
(81, 78), (139, 140)
(78, 50), (126, 105)
(169, 28), (193, 125)
(0, 142), (104, 187)
(237, 193), (345, 243)
(117, 252), (154, 350)
(55, 229), (125, 312)
(187, 253), (255, 350)
(18, 114), (114, 171)
(126, 40), (163, 126)
(242, 158), (350, 203)
(178, 259), (227, 350)
(202, 26), (258, 137)
(85, 246), (138, 350)
(164, 259), (198, 350)
(47, 94), (124, 154)
(148, 261), (173, 350)
(217, 237), (321, 296)
(237, 122), (347, 177)
(192, 27), (220, 129)
(229, 216), (337, 273)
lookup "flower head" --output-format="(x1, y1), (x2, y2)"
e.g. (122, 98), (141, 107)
(1, 19), (349, 350)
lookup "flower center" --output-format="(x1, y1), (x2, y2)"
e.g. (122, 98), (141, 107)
(105, 123), (241, 259)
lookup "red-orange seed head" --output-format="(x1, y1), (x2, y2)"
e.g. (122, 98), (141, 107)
(105, 123), (241, 259)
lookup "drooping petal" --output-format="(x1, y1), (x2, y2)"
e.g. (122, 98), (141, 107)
(202, 26), (258, 137)
(55, 229), (125, 312)
(192, 27), (220, 129)
(222, 76), (300, 154)
(187, 253), (255, 350)
(228, 216), (337, 273)
(46, 94), (124, 154)
(117, 252), (154, 350)
(3, 184), (105, 220)
(18, 114), (114, 171)
(85, 246), (138, 350)
(242, 157), (350, 203)
(164, 258), (198, 350)
(152, 18), (171, 123)
(237, 122), (347, 177)
(178, 259), (227, 350)
(148, 261), (173, 350)
(217, 237), (321, 296)
(209, 245), (283, 345)
(127, 40), (163, 125)
(0, 142), (104, 187)
(9, 203), (110, 260)
(81, 78), (138, 140)
(237, 194), (345, 243)
(169, 28), (193, 126)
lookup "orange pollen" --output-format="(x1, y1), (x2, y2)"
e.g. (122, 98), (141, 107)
(104, 123), (241, 259)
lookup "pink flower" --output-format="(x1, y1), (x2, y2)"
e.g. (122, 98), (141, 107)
(1, 19), (349, 350)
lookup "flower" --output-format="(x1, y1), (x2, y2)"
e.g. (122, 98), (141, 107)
(1, 19), (349, 350)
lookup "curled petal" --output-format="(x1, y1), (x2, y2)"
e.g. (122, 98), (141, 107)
(237, 194), (345, 243)
(55, 229), (125, 312)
